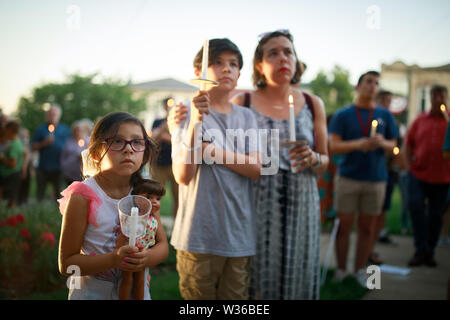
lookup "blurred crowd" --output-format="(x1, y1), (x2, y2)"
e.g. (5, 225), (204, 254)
(0, 105), (92, 208)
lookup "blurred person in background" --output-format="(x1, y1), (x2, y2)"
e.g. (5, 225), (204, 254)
(17, 127), (32, 205)
(60, 121), (89, 185)
(404, 84), (450, 267)
(0, 119), (24, 208)
(151, 97), (178, 218)
(31, 105), (71, 201)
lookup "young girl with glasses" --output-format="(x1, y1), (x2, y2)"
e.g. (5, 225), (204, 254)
(58, 111), (168, 300)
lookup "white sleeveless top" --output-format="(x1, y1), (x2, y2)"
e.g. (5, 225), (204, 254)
(66, 177), (151, 300)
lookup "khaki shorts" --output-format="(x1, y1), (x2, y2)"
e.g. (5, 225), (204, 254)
(334, 175), (386, 215)
(176, 250), (250, 300)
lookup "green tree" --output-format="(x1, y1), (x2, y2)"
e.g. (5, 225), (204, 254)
(310, 65), (354, 115)
(15, 73), (148, 135)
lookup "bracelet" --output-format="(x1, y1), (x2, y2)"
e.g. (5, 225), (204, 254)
(311, 152), (322, 168)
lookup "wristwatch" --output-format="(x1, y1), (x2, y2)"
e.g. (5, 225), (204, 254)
(311, 152), (322, 168)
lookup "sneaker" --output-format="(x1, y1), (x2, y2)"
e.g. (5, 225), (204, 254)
(332, 269), (348, 282)
(408, 254), (425, 267)
(353, 269), (368, 288)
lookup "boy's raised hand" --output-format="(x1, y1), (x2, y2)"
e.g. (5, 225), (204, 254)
(191, 90), (210, 123)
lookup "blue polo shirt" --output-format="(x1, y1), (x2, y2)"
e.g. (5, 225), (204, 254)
(329, 105), (398, 182)
(32, 122), (71, 172)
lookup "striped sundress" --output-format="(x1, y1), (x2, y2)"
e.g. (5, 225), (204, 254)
(249, 102), (321, 300)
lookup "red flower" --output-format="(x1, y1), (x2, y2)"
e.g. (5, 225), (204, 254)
(39, 232), (56, 248)
(20, 228), (31, 239)
(16, 213), (25, 224)
(6, 216), (19, 227)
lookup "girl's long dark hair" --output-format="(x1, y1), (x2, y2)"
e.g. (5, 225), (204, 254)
(86, 111), (159, 188)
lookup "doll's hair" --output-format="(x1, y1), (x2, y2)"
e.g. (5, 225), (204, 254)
(252, 30), (303, 88)
(86, 112), (159, 187)
(193, 38), (243, 71)
(131, 179), (166, 197)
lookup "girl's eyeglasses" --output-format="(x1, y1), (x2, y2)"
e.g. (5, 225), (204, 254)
(257, 29), (291, 40)
(104, 137), (147, 152)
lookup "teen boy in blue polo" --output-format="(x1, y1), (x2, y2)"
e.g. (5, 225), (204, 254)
(329, 71), (398, 287)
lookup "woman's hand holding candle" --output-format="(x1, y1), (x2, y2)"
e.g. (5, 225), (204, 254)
(289, 143), (317, 172)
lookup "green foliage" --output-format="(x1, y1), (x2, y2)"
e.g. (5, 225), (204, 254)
(15, 73), (148, 135)
(320, 269), (368, 300)
(310, 65), (355, 115)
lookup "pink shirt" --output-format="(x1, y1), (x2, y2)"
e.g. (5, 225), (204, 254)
(405, 111), (450, 184)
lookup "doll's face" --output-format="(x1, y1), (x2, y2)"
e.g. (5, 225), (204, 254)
(140, 193), (161, 213)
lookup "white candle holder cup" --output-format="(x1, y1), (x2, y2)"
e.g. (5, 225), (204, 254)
(118, 195), (152, 247)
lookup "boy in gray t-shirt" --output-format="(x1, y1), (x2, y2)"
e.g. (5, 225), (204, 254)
(168, 38), (261, 300)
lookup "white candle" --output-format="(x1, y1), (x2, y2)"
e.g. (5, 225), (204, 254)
(440, 104), (449, 122)
(200, 40), (209, 91)
(289, 94), (296, 142)
(370, 120), (378, 137)
(128, 207), (139, 247)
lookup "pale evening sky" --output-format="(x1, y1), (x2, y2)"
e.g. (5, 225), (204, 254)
(1, 0), (449, 115)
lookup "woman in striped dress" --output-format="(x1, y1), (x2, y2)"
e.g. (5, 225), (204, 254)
(233, 30), (329, 299)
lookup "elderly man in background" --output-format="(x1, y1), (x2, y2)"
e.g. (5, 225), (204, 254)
(31, 105), (70, 201)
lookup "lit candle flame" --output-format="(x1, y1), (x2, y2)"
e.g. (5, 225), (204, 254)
(393, 147), (400, 155)
(167, 98), (175, 108)
(370, 120), (378, 137)
(48, 124), (55, 133)
(440, 104), (449, 122)
(288, 94), (294, 105)
(78, 139), (85, 147)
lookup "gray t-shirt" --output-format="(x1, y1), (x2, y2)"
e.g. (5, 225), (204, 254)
(170, 103), (259, 257)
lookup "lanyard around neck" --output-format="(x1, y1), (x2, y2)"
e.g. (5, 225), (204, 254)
(354, 106), (374, 137)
